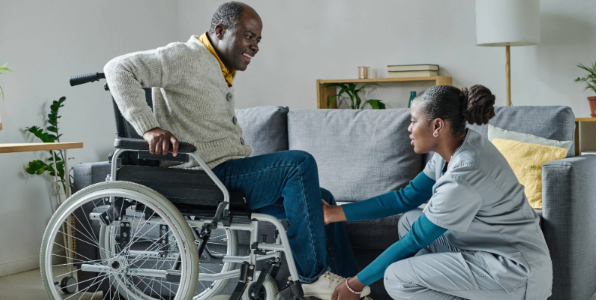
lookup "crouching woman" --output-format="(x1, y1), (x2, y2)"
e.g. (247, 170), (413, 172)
(323, 85), (552, 300)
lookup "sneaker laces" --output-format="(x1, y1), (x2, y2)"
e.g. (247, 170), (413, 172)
(322, 271), (345, 288)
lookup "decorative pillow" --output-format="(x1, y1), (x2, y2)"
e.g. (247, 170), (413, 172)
(493, 138), (568, 209)
(488, 124), (573, 151)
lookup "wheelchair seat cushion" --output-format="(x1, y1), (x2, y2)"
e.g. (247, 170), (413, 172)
(116, 165), (246, 213)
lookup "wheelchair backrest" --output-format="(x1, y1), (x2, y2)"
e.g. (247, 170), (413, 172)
(111, 88), (153, 139)
(111, 88), (167, 166)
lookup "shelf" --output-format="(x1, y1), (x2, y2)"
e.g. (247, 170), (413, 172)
(317, 76), (452, 108)
(317, 76), (451, 85)
(575, 118), (596, 122)
(0, 142), (83, 154)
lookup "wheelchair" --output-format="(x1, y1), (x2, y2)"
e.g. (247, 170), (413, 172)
(39, 72), (308, 300)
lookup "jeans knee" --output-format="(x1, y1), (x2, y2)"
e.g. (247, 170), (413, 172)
(287, 150), (316, 167)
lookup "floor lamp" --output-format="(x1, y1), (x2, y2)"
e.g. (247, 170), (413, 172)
(476, 0), (540, 106)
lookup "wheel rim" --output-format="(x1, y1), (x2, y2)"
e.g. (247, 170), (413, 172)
(40, 187), (196, 300)
(192, 227), (236, 300)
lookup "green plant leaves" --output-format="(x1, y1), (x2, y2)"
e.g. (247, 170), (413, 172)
(364, 99), (387, 110)
(575, 62), (596, 93)
(23, 96), (72, 195)
(326, 82), (386, 109)
(25, 126), (57, 143)
(26, 160), (49, 175)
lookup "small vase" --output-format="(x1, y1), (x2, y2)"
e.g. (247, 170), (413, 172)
(587, 96), (596, 118)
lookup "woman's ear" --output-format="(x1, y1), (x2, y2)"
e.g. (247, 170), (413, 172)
(432, 118), (444, 137)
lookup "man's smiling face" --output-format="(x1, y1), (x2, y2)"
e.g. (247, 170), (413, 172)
(217, 7), (262, 71)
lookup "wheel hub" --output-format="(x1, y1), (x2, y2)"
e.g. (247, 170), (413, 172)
(109, 257), (126, 272)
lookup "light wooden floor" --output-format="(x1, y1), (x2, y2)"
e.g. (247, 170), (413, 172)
(0, 268), (596, 299)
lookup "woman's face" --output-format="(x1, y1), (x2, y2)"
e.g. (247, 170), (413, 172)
(408, 100), (436, 154)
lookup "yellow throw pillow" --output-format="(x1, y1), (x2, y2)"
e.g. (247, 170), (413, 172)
(492, 138), (568, 209)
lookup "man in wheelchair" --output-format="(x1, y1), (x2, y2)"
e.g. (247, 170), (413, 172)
(101, 1), (367, 299)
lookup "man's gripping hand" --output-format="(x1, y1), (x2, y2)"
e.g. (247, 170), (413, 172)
(143, 127), (180, 157)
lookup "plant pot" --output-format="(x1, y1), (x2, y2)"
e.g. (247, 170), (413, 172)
(587, 96), (596, 118)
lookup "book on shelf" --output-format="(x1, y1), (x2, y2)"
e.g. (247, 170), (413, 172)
(387, 64), (439, 72)
(387, 70), (439, 78)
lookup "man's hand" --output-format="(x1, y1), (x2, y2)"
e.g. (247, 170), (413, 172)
(143, 127), (179, 157)
(332, 276), (365, 300)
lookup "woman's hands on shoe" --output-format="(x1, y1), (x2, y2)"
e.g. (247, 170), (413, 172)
(331, 276), (365, 300)
(143, 127), (180, 157)
(322, 200), (347, 225)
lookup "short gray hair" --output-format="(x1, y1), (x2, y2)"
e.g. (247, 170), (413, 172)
(209, 2), (245, 34)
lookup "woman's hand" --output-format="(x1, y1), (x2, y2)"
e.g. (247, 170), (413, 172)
(331, 277), (365, 300)
(322, 200), (332, 225)
(322, 200), (347, 225)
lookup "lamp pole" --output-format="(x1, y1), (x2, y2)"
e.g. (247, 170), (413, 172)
(506, 45), (511, 106)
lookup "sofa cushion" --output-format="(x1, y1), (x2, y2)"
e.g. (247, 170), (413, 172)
(481, 106), (576, 157)
(288, 109), (423, 202)
(425, 105), (576, 167)
(235, 106), (289, 156)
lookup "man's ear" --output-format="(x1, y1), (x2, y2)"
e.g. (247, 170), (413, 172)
(214, 24), (226, 40)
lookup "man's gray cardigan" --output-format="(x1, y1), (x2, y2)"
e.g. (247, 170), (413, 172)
(104, 35), (252, 169)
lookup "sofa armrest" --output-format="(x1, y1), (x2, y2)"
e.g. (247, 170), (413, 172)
(542, 155), (596, 300)
(73, 161), (112, 192)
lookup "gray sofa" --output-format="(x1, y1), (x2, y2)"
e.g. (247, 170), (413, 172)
(73, 105), (595, 300)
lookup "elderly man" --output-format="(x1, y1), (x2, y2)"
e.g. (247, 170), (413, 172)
(104, 2), (366, 299)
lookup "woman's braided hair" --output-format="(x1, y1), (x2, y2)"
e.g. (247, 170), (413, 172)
(415, 85), (496, 136)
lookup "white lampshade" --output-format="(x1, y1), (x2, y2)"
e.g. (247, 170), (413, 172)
(476, 0), (540, 46)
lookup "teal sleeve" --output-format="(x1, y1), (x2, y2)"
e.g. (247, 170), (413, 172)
(342, 172), (436, 222)
(356, 214), (447, 286)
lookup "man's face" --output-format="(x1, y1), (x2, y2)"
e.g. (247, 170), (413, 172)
(217, 8), (262, 71)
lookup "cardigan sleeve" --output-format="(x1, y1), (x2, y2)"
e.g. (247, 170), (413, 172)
(104, 47), (172, 136)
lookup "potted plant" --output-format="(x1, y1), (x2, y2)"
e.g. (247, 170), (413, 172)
(326, 83), (386, 109)
(574, 62), (595, 117)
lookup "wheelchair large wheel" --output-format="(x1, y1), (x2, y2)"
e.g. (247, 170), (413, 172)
(99, 222), (239, 300)
(191, 226), (238, 300)
(40, 181), (199, 300)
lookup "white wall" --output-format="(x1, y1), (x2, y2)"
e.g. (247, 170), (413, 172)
(0, 0), (595, 276)
(178, 0), (596, 113)
(0, 0), (178, 276)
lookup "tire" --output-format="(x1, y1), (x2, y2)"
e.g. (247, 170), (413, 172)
(242, 272), (278, 300)
(98, 210), (240, 300)
(40, 181), (199, 300)
(192, 227), (238, 300)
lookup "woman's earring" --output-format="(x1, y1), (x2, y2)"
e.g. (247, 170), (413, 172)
(433, 132), (439, 137)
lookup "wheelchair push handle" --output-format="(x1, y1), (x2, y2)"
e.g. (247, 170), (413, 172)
(69, 72), (105, 86)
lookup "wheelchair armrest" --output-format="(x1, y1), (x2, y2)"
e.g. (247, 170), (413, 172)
(114, 137), (197, 153)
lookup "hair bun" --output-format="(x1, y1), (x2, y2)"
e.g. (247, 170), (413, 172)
(464, 85), (496, 125)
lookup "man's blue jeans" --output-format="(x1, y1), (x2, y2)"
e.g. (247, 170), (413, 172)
(212, 150), (358, 283)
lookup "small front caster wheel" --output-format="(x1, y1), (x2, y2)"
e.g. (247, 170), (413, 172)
(60, 276), (77, 294)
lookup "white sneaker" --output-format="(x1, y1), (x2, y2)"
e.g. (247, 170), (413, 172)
(302, 271), (371, 299)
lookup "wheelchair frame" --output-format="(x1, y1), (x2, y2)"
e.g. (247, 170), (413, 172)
(42, 72), (312, 300)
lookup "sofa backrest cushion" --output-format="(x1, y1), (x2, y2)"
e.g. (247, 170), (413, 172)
(288, 109), (423, 202)
(470, 106), (576, 157)
(235, 106), (289, 156)
(424, 105), (577, 167)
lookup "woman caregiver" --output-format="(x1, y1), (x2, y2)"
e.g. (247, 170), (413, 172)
(323, 85), (552, 300)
